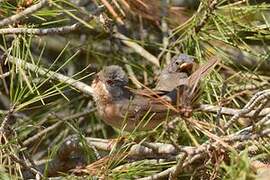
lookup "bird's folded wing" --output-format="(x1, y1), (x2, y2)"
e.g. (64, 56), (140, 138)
(118, 95), (175, 121)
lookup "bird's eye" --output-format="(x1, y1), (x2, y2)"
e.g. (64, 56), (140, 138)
(106, 80), (113, 85)
(175, 61), (180, 65)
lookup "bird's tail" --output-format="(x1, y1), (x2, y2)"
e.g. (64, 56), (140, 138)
(188, 56), (219, 97)
(176, 56), (219, 112)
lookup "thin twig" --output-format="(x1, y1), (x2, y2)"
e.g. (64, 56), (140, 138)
(257, 113), (270, 126)
(0, 106), (14, 133)
(0, 0), (48, 27)
(138, 152), (207, 180)
(9, 154), (43, 178)
(113, 31), (160, 67)
(169, 152), (188, 180)
(0, 24), (80, 35)
(86, 137), (196, 155)
(6, 55), (94, 95)
(0, 5), (105, 35)
(223, 89), (270, 132)
(0, 71), (11, 78)
(198, 104), (270, 117)
(125, 64), (142, 88)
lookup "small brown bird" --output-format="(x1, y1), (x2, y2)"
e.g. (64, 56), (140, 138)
(91, 57), (218, 131)
(155, 54), (194, 92)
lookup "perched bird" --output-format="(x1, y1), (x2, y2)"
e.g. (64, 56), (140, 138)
(91, 57), (218, 131)
(155, 54), (194, 92)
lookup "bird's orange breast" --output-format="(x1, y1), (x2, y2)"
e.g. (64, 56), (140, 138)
(98, 103), (123, 129)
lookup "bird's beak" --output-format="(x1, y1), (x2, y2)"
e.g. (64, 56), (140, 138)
(179, 62), (193, 72)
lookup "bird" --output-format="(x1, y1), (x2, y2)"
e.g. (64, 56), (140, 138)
(155, 54), (195, 92)
(91, 56), (218, 132)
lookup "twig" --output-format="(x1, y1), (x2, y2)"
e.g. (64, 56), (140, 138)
(169, 152), (188, 180)
(137, 152), (207, 180)
(9, 154), (43, 178)
(0, 5), (105, 35)
(16, 139), (40, 174)
(215, 82), (227, 133)
(225, 129), (270, 142)
(198, 104), (270, 117)
(125, 64), (142, 88)
(113, 31), (160, 67)
(0, 24), (80, 35)
(233, 82), (268, 92)
(0, 71), (11, 78)
(6, 55), (94, 95)
(140, 142), (159, 153)
(251, 99), (268, 119)
(0, 106), (14, 134)
(223, 89), (270, 132)
(257, 113), (270, 126)
(86, 137), (196, 155)
(0, 0), (48, 27)
(138, 166), (175, 180)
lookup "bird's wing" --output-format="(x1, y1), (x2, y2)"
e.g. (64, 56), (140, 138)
(115, 95), (177, 131)
(118, 95), (175, 121)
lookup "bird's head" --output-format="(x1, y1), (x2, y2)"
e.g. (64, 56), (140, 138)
(91, 65), (129, 100)
(169, 54), (194, 75)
